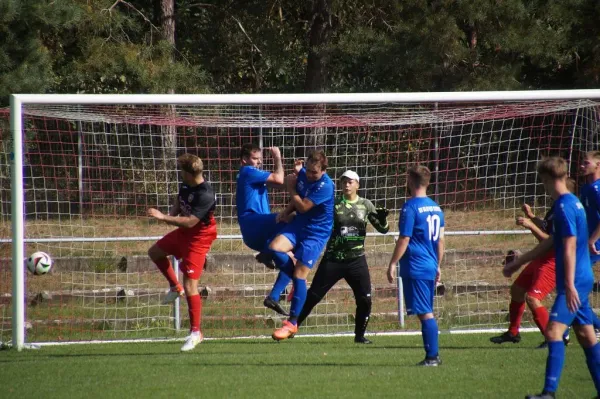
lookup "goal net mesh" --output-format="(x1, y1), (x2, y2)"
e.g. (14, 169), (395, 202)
(1, 99), (600, 343)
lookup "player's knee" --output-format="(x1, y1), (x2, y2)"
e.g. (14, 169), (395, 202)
(573, 325), (596, 348)
(525, 294), (541, 309)
(182, 277), (199, 296)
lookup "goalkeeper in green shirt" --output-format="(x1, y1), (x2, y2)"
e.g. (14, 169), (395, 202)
(296, 170), (390, 343)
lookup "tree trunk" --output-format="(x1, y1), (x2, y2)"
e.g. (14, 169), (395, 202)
(304, 0), (333, 93)
(158, 0), (177, 196)
(304, 0), (334, 152)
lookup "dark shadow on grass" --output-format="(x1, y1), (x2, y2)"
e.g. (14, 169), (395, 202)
(362, 345), (546, 350)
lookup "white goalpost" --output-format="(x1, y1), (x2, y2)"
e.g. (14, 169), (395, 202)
(5, 90), (600, 351)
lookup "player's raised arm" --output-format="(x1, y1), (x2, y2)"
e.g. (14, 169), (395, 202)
(365, 199), (390, 234)
(265, 147), (285, 187)
(286, 160), (332, 214)
(516, 215), (549, 242)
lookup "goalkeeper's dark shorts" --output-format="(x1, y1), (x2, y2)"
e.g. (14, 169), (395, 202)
(309, 255), (371, 299)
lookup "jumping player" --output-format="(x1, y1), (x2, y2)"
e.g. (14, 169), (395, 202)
(236, 143), (293, 315)
(269, 149), (335, 341)
(491, 178), (576, 347)
(387, 165), (445, 366)
(295, 170), (389, 344)
(147, 154), (217, 352)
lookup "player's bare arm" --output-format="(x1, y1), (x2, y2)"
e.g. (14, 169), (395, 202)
(147, 208), (200, 229)
(436, 227), (445, 283)
(562, 236), (581, 312)
(286, 173), (315, 213)
(168, 195), (181, 217)
(503, 236), (553, 277)
(589, 223), (600, 255)
(516, 216), (549, 242)
(386, 236), (410, 283)
(265, 147), (285, 187)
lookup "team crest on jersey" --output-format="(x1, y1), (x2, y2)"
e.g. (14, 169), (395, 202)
(188, 193), (194, 203)
(357, 210), (365, 219)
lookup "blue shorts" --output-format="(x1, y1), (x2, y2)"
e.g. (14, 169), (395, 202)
(239, 213), (285, 252)
(550, 289), (594, 326)
(403, 278), (435, 316)
(278, 222), (328, 268)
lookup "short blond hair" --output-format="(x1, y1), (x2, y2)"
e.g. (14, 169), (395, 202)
(536, 157), (568, 179)
(408, 165), (431, 188)
(587, 151), (600, 162)
(177, 154), (203, 175)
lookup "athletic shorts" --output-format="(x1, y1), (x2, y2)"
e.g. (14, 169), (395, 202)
(156, 222), (217, 280)
(550, 287), (594, 326)
(278, 222), (329, 268)
(513, 250), (556, 301)
(402, 278), (435, 316)
(239, 212), (285, 252)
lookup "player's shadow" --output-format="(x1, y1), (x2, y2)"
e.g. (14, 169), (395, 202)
(362, 345), (543, 350)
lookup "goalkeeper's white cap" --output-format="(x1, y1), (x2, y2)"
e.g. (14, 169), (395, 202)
(340, 170), (360, 182)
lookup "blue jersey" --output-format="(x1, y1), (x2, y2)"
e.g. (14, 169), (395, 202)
(399, 197), (445, 280)
(294, 168), (334, 238)
(236, 166), (272, 218)
(553, 193), (594, 293)
(580, 179), (600, 262)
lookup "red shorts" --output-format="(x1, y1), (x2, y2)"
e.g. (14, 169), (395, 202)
(513, 249), (556, 300)
(156, 221), (217, 280)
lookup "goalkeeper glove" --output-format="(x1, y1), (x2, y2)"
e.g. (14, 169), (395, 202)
(375, 208), (389, 222)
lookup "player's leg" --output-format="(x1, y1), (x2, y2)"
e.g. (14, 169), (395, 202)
(404, 277), (440, 365)
(264, 232), (297, 315)
(524, 255), (558, 347)
(179, 228), (216, 352)
(526, 294), (576, 398)
(490, 282), (527, 344)
(272, 235), (326, 340)
(149, 230), (184, 303)
(491, 258), (543, 344)
(297, 259), (343, 328)
(180, 274), (203, 352)
(574, 323), (600, 397)
(343, 256), (372, 344)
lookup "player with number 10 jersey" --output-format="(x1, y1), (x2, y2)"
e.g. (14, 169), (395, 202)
(387, 165), (445, 366)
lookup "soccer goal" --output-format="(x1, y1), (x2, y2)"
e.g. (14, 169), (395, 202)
(3, 91), (600, 350)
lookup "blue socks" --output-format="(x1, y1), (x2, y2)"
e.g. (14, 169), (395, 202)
(268, 254), (293, 301)
(420, 318), (439, 358)
(289, 277), (307, 323)
(584, 342), (600, 396)
(544, 340), (565, 393)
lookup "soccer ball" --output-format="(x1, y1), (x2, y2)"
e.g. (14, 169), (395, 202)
(27, 252), (53, 275)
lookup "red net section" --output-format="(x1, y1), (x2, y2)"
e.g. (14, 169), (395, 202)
(1, 100), (600, 343)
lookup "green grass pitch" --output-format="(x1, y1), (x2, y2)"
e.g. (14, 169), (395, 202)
(1, 333), (595, 398)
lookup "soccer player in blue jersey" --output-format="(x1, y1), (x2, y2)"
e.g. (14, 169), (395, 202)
(270, 149), (335, 341)
(519, 157), (600, 399)
(236, 143), (294, 315)
(387, 165), (445, 366)
(580, 151), (600, 333)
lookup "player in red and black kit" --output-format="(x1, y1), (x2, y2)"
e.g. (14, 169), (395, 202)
(492, 178), (575, 348)
(147, 154), (217, 352)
